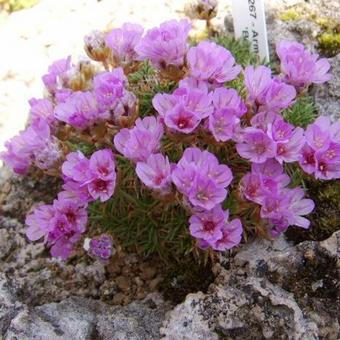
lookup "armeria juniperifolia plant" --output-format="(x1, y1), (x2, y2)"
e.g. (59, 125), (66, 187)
(1, 17), (337, 262)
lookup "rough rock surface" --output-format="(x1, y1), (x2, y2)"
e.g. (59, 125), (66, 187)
(313, 53), (340, 122)
(0, 273), (168, 340)
(161, 232), (340, 339)
(0, 167), (163, 307)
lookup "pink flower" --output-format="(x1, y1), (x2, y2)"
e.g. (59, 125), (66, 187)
(314, 143), (340, 180)
(275, 127), (305, 163)
(114, 116), (164, 162)
(62, 149), (117, 203)
(136, 153), (172, 191)
(172, 148), (232, 210)
(93, 68), (127, 110)
(276, 40), (331, 89)
(244, 65), (272, 103)
(29, 98), (55, 125)
(189, 206), (226, 242)
(187, 41), (241, 85)
(54, 91), (107, 129)
(236, 128), (277, 163)
(105, 23), (143, 64)
(189, 205), (242, 251)
(257, 78), (296, 112)
(164, 104), (201, 134)
(88, 234), (114, 261)
(135, 19), (190, 69)
(208, 108), (240, 142)
(212, 87), (247, 117)
(188, 174), (227, 210)
(210, 218), (242, 251)
(153, 84), (213, 134)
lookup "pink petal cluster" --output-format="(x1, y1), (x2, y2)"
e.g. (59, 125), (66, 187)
(189, 205), (242, 251)
(208, 87), (246, 142)
(153, 80), (213, 134)
(42, 56), (73, 94)
(0, 118), (61, 174)
(172, 147), (233, 210)
(87, 234), (114, 261)
(62, 149), (117, 202)
(26, 191), (87, 260)
(54, 91), (108, 129)
(93, 68), (127, 110)
(135, 19), (190, 69)
(105, 23), (144, 65)
(244, 66), (296, 112)
(28, 98), (55, 125)
(187, 41), (241, 85)
(299, 116), (340, 179)
(136, 153), (172, 192)
(240, 159), (314, 236)
(114, 116), (164, 162)
(237, 113), (304, 164)
(276, 40), (331, 89)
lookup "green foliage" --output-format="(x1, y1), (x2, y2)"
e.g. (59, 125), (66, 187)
(283, 95), (317, 128)
(0, 0), (38, 12)
(65, 140), (96, 157)
(213, 34), (263, 67)
(88, 156), (194, 261)
(128, 61), (176, 117)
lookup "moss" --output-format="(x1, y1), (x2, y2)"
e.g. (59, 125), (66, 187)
(0, 0), (38, 12)
(286, 179), (340, 243)
(279, 9), (302, 22)
(317, 32), (340, 57)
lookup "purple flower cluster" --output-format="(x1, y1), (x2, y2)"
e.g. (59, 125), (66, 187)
(153, 78), (245, 140)
(187, 41), (242, 85)
(189, 206), (242, 251)
(240, 159), (314, 236)
(2, 18), (337, 260)
(54, 67), (133, 129)
(87, 234), (114, 261)
(172, 147), (233, 210)
(62, 149), (117, 202)
(237, 112), (304, 164)
(26, 191), (87, 259)
(136, 153), (172, 193)
(0, 118), (61, 174)
(106, 23), (144, 65)
(42, 56), (73, 95)
(136, 19), (191, 70)
(276, 41), (331, 89)
(244, 65), (296, 112)
(114, 116), (164, 162)
(299, 117), (340, 179)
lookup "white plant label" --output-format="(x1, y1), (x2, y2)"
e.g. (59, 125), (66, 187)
(231, 0), (270, 62)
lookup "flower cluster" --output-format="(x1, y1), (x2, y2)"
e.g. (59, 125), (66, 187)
(189, 206), (242, 251)
(62, 149), (117, 203)
(1, 118), (61, 174)
(240, 159), (314, 236)
(26, 191), (87, 259)
(299, 117), (340, 179)
(172, 147), (233, 210)
(1, 18), (336, 261)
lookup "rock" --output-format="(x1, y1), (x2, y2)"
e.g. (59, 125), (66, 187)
(161, 231), (340, 339)
(313, 53), (340, 122)
(3, 292), (169, 340)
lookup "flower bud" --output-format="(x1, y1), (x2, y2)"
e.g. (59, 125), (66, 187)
(84, 30), (110, 62)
